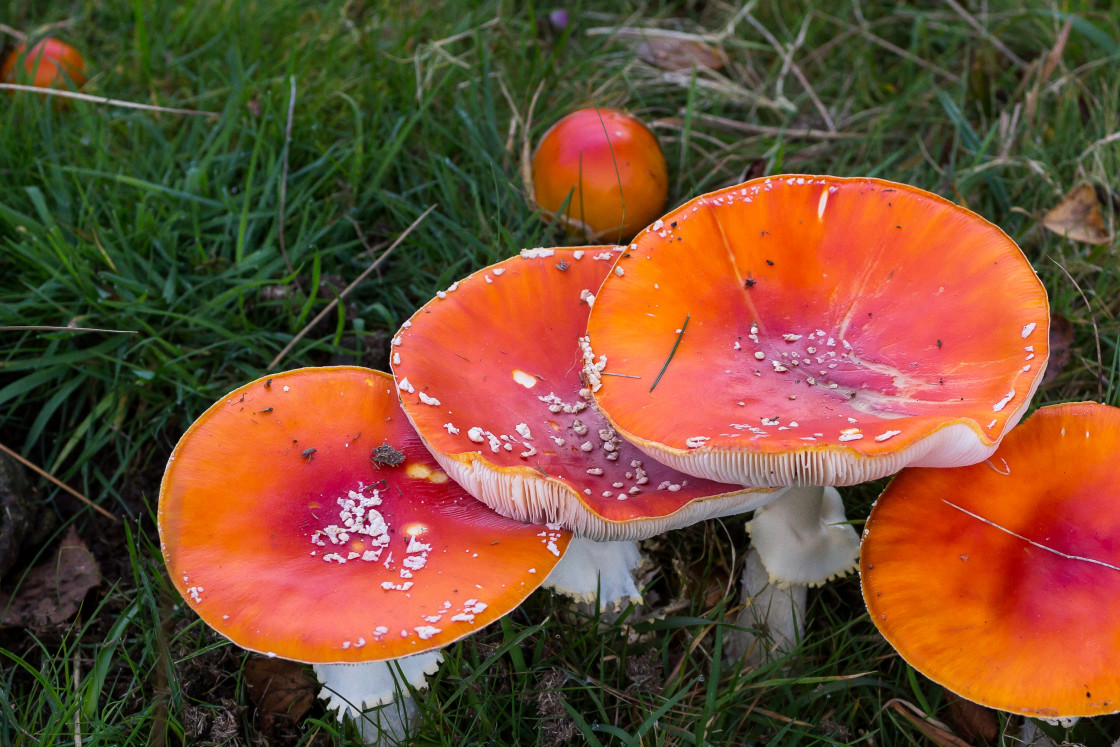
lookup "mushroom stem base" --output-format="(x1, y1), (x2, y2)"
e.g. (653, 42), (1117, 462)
(352, 695), (421, 746)
(724, 547), (807, 666)
(542, 536), (643, 610)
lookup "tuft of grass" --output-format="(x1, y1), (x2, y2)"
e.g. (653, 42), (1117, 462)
(2, 0), (1119, 744)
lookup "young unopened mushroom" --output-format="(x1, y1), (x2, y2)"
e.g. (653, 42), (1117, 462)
(583, 175), (1050, 659)
(159, 367), (569, 742)
(531, 108), (669, 242)
(391, 247), (778, 609)
(862, 402), (1120, 722)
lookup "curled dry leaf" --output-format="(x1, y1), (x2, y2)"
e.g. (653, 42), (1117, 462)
(1042, 184), (1111, 244)
(634, 36), (728, 72)
(885, 699), (976, 747)
(0, 525), (100, 627)
(944, 688), (999, 744)
(243, 657), (317, 731)
(1041, 314), (1073, 386)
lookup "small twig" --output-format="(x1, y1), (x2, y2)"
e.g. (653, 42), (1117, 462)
(0, 441), (117, 522)
(0, 84), (219, 117)
(943, 0), (1027, 70)
(0, 23), (27, 41)
(600, 371), (641, 379)
(744, 12), (835, 131)
(0, 325), (137, 334)
(687, 112), (863, 141)
(73, 649), (82, 747)
(650, 314), (690, 392)
(269, 205), (437, 369)
(520, 80), (546, 199)
(1051, 257), (1104, 401)
(1, 17), (76, 41)
(276, 76), (297, 275)
(1079, 130), (1120, 161)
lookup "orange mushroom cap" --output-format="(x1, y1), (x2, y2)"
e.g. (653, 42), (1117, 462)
(585, 175), (1050, 487)
(158, 367), (569, 664)
(862, 402), (1120, 718)
(531, 108), (669, 242)
(391, 247), (776, 540)
(1, 38), (87, 89)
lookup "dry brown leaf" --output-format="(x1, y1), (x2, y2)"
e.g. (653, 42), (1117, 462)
(1042, 184), (1111, 244)
(634, 37), (728, 72)
(886, 698), (976, 747)
(244, 657), (317, 732)
(944, 689), (999, 744)
(0, 526), (100, 627)
(1042, 314), (1074, 386)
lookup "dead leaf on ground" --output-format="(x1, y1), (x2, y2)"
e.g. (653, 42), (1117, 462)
(1042, 184), (1111, 244)
(634, 37), (728, 72)
(0, 526), (100, 627)
(244, 657), (317, 733)
(885, 698), (976, 747)
(1042, 314), (1074, 386)
(944, 688), (999, 744)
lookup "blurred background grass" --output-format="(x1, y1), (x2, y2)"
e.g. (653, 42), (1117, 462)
(1, 0), (1118, 744)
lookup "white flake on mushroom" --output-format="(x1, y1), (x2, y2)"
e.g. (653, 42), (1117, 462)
(992, 390), (1016, 412)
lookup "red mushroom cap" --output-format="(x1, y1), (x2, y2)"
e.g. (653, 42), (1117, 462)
(391, 247), (776, 540)
(862, 402), (1120, 718)
(585, 175), (1050, 487)
(158, 367), (569, 663)
(531, 108), (669, 242)
(1, 38), (87, 89)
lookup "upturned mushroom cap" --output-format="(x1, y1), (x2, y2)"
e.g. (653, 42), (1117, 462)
(159, 367), (569, 663)
(531, 108), (669, 241)
(585, 175), (1050, 487)
(862, 402), (1120, 718)
(391, 247), (777, 540)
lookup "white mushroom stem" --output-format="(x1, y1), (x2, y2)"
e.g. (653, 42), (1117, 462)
(315, 650), (443, 744)
(726, 486), (859, 665)
(724, 547), (807, 666)
(542, 536), (643, 611)
(352, 696), (420, 747)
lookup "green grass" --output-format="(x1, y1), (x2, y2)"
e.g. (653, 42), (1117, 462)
(2, 0), (1119, 744)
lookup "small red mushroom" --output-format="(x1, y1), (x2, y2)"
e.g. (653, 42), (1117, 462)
(531, 108), (668, 242)
(1, 38), (87, 90)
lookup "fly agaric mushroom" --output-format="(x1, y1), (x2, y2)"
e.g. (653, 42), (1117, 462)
(531, 108), (669, 242)
(159, 367), (569, 741)
(1, 38), (87, 90)
(584, 175), (1050, 660)
(862, 402), (1120, 721)
(391, 247), (778, 609)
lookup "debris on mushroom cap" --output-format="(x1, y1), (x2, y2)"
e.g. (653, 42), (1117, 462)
(158, 367), (570, 664)
(530, 108), (669, 241)
(585, 175), (1050, 487)
(861, 402), (1120, 718)
(391, 248), (779, 541)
